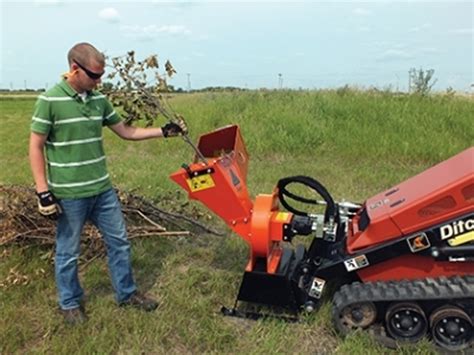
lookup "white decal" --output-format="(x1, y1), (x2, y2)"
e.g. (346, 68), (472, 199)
(440, 218), (474, 240)
(344, 255), (369, 272)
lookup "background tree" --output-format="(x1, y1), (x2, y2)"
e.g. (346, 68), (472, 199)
(409, 67), (438, 96)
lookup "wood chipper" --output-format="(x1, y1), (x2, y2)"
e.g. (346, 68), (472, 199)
(170, 125), (473, 351)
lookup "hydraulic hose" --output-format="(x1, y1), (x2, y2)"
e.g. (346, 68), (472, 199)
(277, 175), (337, 223)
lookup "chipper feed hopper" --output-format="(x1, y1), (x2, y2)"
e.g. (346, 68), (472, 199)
(170, 125), (473, 351)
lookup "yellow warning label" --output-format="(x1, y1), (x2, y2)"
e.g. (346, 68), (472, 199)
(275, 212), (290, 222)
(186, 174), (215, 192)
(448, 231), (474, 246)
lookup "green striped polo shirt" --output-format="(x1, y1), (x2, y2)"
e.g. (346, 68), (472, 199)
(31, 79), (121, 199)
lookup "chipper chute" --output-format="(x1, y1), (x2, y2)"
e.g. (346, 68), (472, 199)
(170, 125), (311, 311)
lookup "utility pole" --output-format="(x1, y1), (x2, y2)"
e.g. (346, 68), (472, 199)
(187, 73), (191, 92)
(408, 71), (411, 93)
(408, 68), (416, 93)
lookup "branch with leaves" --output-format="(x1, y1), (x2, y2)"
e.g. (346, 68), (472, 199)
(102, 51), (207, 163)
(102, 51), (178, 126)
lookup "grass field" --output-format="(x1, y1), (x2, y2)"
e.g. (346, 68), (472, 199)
(1, 90), (473, 354)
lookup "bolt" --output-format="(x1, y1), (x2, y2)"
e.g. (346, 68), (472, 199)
(395, 314), (400, 319)
(413, 317), (418, 323)
(443, 319), (448, 324)
(405, 310), (410, 315)
(440, 328), (445, 333)
(305, 302), (315, 312)
(207, 169), (211, 173)
(455, 318), (460, 323)
(302, 267), (309, 273)
(460, 327), (465, 333)
(396, 323), (401, 328)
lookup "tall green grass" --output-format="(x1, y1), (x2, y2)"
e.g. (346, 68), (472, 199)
(1, 90), (471, 354)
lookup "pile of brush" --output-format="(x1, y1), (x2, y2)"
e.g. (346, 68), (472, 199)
(0, 185), (222, 265)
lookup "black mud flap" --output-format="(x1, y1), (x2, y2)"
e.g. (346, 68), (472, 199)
(236, 270), (299, 309)
(221, 246), (307, 321)
(235, 246), (306, 309)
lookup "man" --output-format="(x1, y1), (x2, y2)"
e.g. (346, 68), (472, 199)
(29, 42), (187, 325)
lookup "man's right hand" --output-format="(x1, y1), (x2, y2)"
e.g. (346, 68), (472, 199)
(161, 116), (188, 138)
(36, 191), (62, 218)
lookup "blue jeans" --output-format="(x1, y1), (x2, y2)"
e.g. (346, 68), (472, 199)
(55, 188), (136, 310)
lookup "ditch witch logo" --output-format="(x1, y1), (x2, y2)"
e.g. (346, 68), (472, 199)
(439, 217), (474, 240)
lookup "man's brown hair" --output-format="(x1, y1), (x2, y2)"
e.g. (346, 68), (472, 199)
(67, 43), (105, 67)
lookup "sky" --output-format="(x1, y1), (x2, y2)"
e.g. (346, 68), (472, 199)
(1, 0), (473, 92)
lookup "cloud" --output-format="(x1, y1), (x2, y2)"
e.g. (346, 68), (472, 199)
(99, 7), (120, 23)
(420, 47), (440, 54)
(34, 0), (63, 6)
(449, 28), (474, 35)
(353, 8), (372, 16)
(409, 23), (431, 33)
(121, 24), (191, 41)
(376, 49), (413, 62)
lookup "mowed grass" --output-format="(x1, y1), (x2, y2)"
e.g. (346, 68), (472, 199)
(1, 90), (473, 354)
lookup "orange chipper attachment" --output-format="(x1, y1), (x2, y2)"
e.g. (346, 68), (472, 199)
(170, 125), (292, 273)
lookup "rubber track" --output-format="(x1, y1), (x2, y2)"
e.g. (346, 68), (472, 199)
(332, 275), (474, 349)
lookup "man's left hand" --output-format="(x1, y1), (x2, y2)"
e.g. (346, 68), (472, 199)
(36, 191), (62, 219)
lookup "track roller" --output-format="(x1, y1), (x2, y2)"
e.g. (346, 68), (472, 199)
(429, 305), (473, 352)
(385, 302), (428, 343)
(335, 301), (377, 334)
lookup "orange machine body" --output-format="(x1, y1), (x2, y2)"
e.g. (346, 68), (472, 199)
(347, 147), (474, 282)
(170, 125), (291, 274)
(348, 147), (473, 253)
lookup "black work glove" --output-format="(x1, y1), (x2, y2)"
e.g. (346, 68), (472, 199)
(161, 117), (188, 138)
(36, 191), (62, 219)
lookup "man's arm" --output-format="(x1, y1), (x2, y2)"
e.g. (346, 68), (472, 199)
(108, 119), (187, 141)
(29, 132), (49, 192)
(108, 121), (164, 140)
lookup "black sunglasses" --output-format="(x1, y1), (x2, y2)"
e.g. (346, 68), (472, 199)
(73, 60), (104, 80)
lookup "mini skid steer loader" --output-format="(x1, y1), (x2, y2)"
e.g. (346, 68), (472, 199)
(170, 125), (473, 351)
